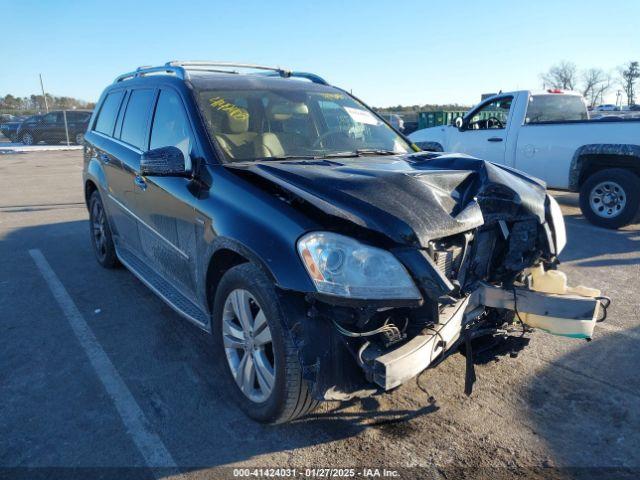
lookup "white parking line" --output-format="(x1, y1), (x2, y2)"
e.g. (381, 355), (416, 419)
(29, 249), (178, 473)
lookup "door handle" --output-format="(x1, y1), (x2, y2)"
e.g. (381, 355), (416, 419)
(487, 137), (503, 142)
(134, 175), (147, 191)
(99, 153), (110, 163)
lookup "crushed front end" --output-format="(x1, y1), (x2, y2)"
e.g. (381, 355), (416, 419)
(229, 153), (608, 400)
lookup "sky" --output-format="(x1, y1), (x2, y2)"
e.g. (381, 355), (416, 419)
(2, 0), (639, 107)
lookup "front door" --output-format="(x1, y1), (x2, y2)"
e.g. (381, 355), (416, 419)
(449, 96), (513, 165)
(134, 88), (199, 298)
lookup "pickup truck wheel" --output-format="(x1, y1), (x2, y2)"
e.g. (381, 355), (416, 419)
(88, 191), (119, 268)
(74, 133), (85, 145)
(579, 168), (640, 229)
(212, 263), (319, 424)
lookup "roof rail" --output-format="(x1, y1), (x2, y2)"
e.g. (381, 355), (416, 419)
(114, 65), (185, 83)
(114, 61), (328, 85)
(260, 70), (328, 85)
(167, 60), (290, 75)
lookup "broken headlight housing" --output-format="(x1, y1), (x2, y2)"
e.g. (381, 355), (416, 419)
(547, 194), (567, 255)
(297, 232), (422, 300)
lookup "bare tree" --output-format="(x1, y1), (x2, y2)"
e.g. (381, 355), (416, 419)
(582, 68), (611, 107)
(619, 61), (640, 106)
(541, 61), (578, 90)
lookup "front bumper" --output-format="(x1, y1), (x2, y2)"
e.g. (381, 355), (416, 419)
(360, 283), (602, 391)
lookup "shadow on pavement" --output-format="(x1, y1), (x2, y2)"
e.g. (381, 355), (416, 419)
(1, 220), (438, 471)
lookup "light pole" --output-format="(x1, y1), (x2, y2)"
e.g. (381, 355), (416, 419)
(39, 74), (49, 113)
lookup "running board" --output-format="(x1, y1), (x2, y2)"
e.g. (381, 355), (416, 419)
(116, 247), (210, 331)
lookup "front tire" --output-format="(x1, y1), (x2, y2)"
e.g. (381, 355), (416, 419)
(75, 133), (85, 145)
(212, 263), (319, 424)
(88, 191), (118, 268)
(579, 168), (640, 229)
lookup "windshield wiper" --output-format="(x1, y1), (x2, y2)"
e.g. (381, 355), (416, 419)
(252, 155), (320, 162)
(319, 149), (399, 159)
(354, 149), (399, 156)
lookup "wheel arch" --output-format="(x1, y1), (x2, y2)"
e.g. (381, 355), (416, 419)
(202, 237), (314, 314)
(569, 144), (640, 191)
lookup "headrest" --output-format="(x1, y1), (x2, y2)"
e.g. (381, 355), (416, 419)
(223, 108), (249, 134)
(268, 102), (309, 121)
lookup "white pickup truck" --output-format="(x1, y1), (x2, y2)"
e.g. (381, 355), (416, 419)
(409, 90), (640, 228)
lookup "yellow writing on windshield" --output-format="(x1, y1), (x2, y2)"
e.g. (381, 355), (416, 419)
(209, 96), (249, 121)
(318, 92), (344, 101)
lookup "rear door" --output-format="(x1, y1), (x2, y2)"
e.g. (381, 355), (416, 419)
(450, 96), (514, 164)
(134, 88), (200, 298)
(40, 112), (64, 143)
(91, 88), (155, 255)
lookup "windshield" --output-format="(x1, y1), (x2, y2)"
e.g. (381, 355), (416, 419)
(194, 87), (412, 162)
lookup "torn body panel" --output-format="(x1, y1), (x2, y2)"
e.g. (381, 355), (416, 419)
(221, 152), (602, 400)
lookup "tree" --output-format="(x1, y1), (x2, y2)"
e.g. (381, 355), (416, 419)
(541, 61), (578, 90)
(582, 68), (611, 107)
(619, 61), (640, 106)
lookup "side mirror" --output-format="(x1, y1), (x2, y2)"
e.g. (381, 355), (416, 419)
(140, 146), (187, 177)
(453, 116), (464, 130)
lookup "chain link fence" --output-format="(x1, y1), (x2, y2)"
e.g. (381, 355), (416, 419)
(1, 93), (94, 146)
(0, 109), (93, 146)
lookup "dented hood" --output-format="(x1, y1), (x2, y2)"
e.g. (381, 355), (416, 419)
(226, 153), (548, 247)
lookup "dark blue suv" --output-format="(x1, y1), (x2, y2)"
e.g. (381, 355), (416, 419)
(83, 62), (577, 423)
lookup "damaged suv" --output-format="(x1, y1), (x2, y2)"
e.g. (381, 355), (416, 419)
(84, 62), (606, 423)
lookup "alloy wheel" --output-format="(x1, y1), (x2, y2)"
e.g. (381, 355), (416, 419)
(22, 133), (33, 145)
(222, 289), (275, 403)
(91, 200), (108, 261)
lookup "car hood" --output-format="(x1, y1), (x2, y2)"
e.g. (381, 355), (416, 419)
(226, 152), (548, 247)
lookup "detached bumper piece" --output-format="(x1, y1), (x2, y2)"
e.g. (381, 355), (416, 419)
(360, 296), (482, 390)
(473, 282), (602, 339)
(359, 279), (604, 391)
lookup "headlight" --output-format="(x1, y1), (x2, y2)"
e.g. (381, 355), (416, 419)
(297, 232), (421, 300)
(547, 194), (567, 255)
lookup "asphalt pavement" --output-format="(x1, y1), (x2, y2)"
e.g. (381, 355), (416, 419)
(1, 151), (638, 480)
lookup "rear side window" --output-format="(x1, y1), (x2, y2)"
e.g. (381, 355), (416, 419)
(95, 91), (124, 135)
(120, 89), (155, 149)
(150, 89), (193, 169)
(525, 95), (589, 123)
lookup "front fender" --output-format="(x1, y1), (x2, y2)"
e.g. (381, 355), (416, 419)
(197, 166), (318, 302)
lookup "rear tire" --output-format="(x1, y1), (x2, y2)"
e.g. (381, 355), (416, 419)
(75, 133), (85, 145)
(88, 191), (119, 268)
(211, 263), (319, 424)
(21, 132), (35, 145)
(579, 168), (640, 229)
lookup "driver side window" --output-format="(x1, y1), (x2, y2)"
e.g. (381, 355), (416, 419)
(467, 97), (513, 130)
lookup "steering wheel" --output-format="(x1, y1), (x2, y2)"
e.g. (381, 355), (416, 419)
(486, 116), (504, 129)
(312, 130), (350, 149)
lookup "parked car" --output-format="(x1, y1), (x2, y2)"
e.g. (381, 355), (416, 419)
(84, 63), (601, 423)
(16, 110), (92, 145)
(594, 104), (620, 112)
(410, 90), (640, 228)
(0, 116), (27, 142)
